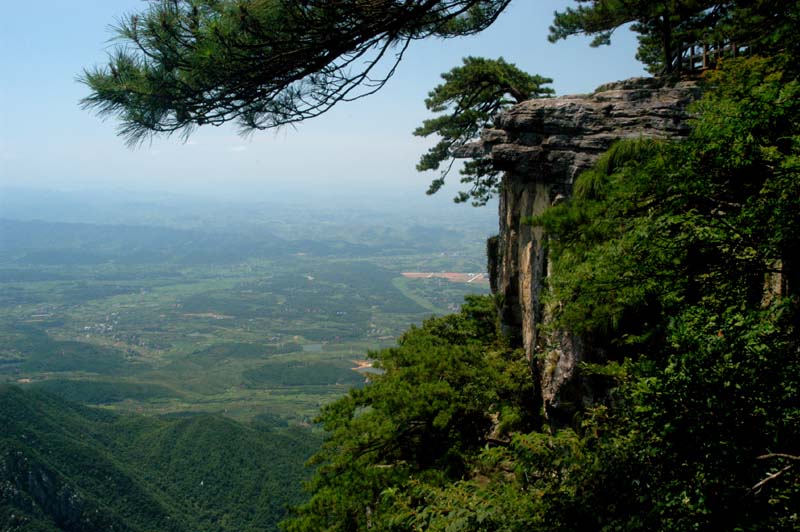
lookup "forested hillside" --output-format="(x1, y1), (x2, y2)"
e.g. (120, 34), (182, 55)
(0, 386), (318, 532)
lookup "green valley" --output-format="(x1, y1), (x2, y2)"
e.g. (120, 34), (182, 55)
(0, 200), (492, 423)
(0, 196), (493, 531)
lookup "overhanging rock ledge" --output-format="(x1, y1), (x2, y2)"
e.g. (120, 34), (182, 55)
(475, 76), (701, 420)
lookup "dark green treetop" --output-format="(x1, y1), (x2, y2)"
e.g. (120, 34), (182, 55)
(414, 57), (553, 206)
(281, 295), (535, 532)
(81, 0), (513, 145)
(549, 1), (800, 74)
(550, 0), (719, 72)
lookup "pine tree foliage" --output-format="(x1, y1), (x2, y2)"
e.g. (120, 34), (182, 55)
(549, 1), (800, 73)
(81, 0), (513, 145)
(414, 57), (553, 206)
(281, 296), (535, 532)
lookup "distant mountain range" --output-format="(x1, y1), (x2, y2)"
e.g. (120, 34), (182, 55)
(0, 214), (486, 268)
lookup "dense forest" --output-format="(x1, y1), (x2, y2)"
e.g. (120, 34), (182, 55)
(0, 385), (318, 531)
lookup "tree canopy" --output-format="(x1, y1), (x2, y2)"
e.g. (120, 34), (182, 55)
(281, 296), (536, 532)
(414, 57), (553, 206)
(549, 1), (800, 73)
(82, 1), (800, 146)
(81, 0), (512, 145)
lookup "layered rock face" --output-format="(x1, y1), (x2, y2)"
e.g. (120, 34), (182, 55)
(478, 77), (701, 419)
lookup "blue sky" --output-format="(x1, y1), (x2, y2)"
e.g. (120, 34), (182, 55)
(0, 1), (647, 206)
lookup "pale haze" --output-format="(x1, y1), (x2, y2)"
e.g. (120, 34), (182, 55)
(0, 1), (647, 207)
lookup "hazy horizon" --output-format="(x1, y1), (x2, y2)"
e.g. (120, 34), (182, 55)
(0, 0), (646, 204)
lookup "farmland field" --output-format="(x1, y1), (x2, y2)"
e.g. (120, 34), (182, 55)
(0, 192), (494, 423)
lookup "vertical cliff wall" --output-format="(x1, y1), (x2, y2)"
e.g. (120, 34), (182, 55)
(478, 77), (701, 418)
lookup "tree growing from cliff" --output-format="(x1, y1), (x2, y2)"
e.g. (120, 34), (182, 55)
(550, 0), (716, 72)
(81, 1), (800, 149)
(80, 0), (513, 145)
(549, 1), (800, 74)
(414, 57), (553, 206)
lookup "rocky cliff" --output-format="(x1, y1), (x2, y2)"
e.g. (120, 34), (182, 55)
(476, 77), (701, 419)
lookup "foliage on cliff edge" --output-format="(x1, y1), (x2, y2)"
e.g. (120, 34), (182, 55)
(282, 55), (799, 531)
